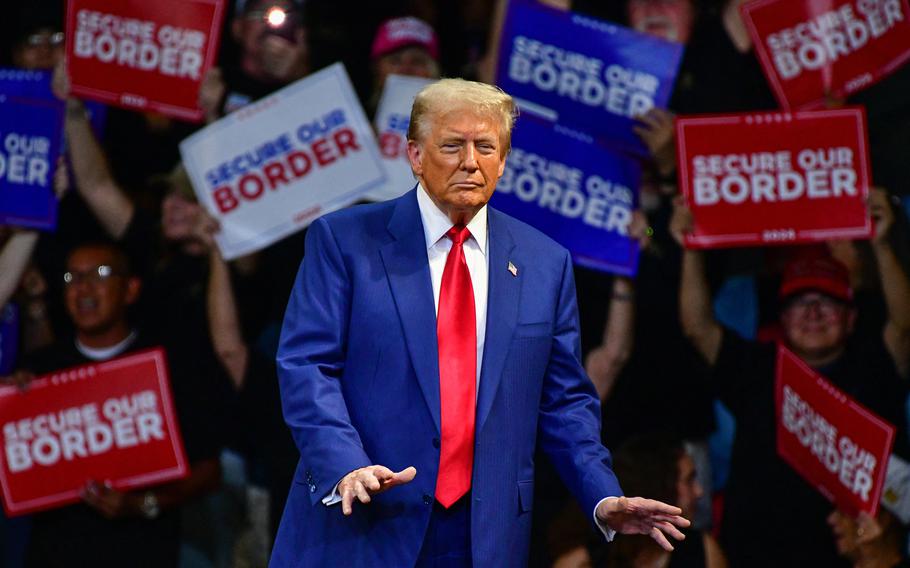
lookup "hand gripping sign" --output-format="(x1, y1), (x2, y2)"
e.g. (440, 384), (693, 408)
(676, 108), (872, 248)
(742, 0), (910, 109)
(65, 0), (225, 121)
(365, 74), (434, 202)
(496, 0), (683, 156)
(180, 63), (386, 260)
(0, 69), (64, 230)
(776, 345), (895, 517)
(491, 117), (641, 276)
(0, 349), (188, 516)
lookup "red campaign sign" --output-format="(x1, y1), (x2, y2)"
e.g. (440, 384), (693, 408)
(742, 0), (910, 109)
(65, 0), (225, 122)
(776, 345), (895, 517)
(0, 349), (188, 516)
(676, 108), (872, 249)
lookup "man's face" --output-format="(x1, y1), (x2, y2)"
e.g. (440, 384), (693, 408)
(13, 28), (65, 70)
(627, 0), (694, 44)
(64, 247), (138, 336)
(232, 0), (301, 57)
(407, 108), (506, 222)
(375, 46), (438, 87)
(780, 291), (855, 363)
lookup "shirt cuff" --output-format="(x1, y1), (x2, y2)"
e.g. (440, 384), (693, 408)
(322, 481), (343, 506)
(593, 497), (617, 542)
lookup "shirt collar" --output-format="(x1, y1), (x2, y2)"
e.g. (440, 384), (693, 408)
(416, 182), (488, 255)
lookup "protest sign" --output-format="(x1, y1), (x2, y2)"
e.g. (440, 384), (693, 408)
(0, 348), (188, 516)
(0, 69), (63, 230)
(0, 304), (18, 376)
(65, 0), (224, 121)
(496, 0), (683, 155)
(491, 118), (641, 275)
(365, 74), (433, 202)
(776, 345), (895, 517)
(676, 108), (871, 248)
(742, 0), (910, 109)
(180, 63), (386, 260)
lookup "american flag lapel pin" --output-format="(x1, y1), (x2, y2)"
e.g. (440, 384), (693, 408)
(508, 261), (518, 277)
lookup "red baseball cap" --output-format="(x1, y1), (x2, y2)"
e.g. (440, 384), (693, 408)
(370, 16), (439, 61)
(779, 255), (853, 302)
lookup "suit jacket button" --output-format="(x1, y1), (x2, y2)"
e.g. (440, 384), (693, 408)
(432, 437), (440, 448)
(423, 494), (432, 505)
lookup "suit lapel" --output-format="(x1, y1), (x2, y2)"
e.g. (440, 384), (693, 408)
(476, 208), (519, 434)
(379, 191), (441, 434)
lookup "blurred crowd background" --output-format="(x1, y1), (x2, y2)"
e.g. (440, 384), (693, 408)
(1, 0), (910, 567)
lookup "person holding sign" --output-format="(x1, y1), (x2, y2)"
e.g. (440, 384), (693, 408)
(272, 78), (690, 567)
(672, 188), (910, 567)
(5, 241), (227, 567)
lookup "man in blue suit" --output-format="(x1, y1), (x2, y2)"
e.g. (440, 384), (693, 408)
(271, 79), (689, 567)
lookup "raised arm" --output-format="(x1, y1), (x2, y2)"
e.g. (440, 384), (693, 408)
(193, 210), (249, 389)
(585, 276), (634, 400)
(0, 230), (39, 308)
(584, 211), (652, 400)
(52, 62), (134, 239)
(670, 197), (722, 365)
(869, 188), (910, 377)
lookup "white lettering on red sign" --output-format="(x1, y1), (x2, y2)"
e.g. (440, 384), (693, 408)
(690, 147), (857, 206)
(782, 384), (876, 501)
(765, 0), (905, 81)
(3, 390), (166, 473)
(73, 9), (206, 79)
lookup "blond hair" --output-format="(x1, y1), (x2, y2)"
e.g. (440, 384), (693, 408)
(407, 78), (518, 154)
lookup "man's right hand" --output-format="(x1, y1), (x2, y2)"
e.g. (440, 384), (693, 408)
(339, 465), (417, 515)
(669, 196), (694, 247)
(2, 370), (35, 391)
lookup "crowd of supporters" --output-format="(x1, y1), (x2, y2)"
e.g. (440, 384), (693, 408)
(1, 0), (909, 566)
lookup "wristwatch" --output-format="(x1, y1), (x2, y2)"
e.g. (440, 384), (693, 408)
(140, 490), (161, 520)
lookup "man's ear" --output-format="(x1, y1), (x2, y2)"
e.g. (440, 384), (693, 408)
(406, 140), (423, 177)
(846, 306), (858, 334)
(124, 277), (142, 306)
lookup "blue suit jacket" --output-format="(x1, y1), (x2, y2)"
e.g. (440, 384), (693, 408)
(271, 189), (622, 567)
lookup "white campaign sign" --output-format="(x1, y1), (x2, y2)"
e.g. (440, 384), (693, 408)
(365, 74), (433, 202)
(180, 63), (387, 259)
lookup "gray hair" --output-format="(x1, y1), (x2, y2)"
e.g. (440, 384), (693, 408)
(407, 78), (518, 154)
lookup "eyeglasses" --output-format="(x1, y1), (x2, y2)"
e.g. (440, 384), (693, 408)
(26, 32), (64, 47)
(63, 265), (122, 286)
(784, 294), (846, 317)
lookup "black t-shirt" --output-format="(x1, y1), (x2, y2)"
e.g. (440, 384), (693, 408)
(713, 328), (909, 568)
(20, 332), (226, 568)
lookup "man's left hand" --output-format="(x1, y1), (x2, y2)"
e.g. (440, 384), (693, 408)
(81, 480), (140, 519)
(596, 496), (690, 551)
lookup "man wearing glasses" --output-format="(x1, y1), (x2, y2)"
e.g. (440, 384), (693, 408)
(672, 188), (910, 567)
(8, 241), (226, 568)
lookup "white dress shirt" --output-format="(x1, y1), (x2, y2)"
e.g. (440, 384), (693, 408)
(416, 183), (488, 389)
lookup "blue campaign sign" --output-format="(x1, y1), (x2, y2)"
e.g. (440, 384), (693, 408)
(0, 303), (19, 375)
(492, 117), (641, 276)
(0, 69), (64, 230)
(496, 1), (683, 156)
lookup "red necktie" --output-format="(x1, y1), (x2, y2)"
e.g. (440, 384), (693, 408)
(435, 225), (476, 508)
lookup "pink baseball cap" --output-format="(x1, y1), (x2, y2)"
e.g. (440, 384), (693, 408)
(370, 16), (439, 61)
